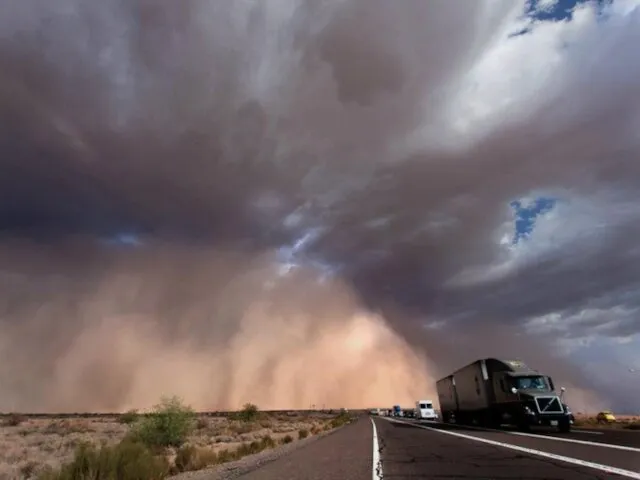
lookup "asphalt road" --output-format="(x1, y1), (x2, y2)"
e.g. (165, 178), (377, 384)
(377, 417), (640, 479)
(236, 416), (372, 480)
(234, 416), (640, 479)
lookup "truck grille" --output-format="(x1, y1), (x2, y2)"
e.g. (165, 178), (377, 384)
(534, 396), (563, 414)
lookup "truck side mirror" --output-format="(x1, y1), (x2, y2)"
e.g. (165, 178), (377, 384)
(511, 387), (518, 394)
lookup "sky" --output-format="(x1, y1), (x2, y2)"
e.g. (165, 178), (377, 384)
(1, 0), (640, 413)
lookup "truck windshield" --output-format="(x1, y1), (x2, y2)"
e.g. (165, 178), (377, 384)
(419, 403), (432, 409)
(514, 376), (550, 391)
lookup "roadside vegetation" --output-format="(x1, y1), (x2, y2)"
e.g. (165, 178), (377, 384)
(0, 399), (355, 479)
(573, 414), (640, 430)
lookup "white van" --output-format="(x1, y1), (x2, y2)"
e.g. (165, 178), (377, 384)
(415, 399), (438, 421)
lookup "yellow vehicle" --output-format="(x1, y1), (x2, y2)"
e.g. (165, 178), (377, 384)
(596, 411), (616, 424)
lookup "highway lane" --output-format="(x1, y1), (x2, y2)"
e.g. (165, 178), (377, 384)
(376, 417), (640, 479)
(445, 421), (640, 449)
(545, 427), (640, 449)
(226, 415), (639, 479)
(429, 420), (640, 450)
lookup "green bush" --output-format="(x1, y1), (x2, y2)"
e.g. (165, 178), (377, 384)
(38, 439), (169, 480)
(132, 396), (196, 448)
(236, 403), (259, 423)
(330, 411), (352, 429)
(119, 409), (140, 425)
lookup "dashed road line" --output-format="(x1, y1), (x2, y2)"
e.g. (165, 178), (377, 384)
(383, 418), (640, 479)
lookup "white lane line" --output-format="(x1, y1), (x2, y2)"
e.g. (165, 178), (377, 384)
(404, 419), (637, 452)
(506, 431), (640, 452)
(571, 429), (604, 435)
(384, 418), (640, 480)
(371, 418), (383, 480)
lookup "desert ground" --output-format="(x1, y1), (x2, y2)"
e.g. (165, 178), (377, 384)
(572, 412), (640, 429)
(0, 402), (355, 480)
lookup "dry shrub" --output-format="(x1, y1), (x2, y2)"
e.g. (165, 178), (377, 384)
(38, 439), (170, 480)
(329, 411), (353, 429)
(236, 403), (260, 423)
(2, 413), (27, 427)
(281, 434), (293, 444)
(173, 445), (217, 473)
(258, 419), (273, 429)
(215, 449), (237, 464)
(43, 420), (93, 435)
(195, 418), (209, 430)
(260, 435), (276, 449)
(19, 460), (40, 478)
(298, 429), (309, 439)
(228, 421), (257, 435)
(173, 434), (278, 473)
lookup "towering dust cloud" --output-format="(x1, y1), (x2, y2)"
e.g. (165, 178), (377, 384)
(0, 244), (434, 412)
(1, 0), (639, 412)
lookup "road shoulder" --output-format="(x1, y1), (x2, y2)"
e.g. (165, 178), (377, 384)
(172, 416), (372, 480)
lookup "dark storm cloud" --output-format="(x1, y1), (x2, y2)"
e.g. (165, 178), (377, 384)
(0, 0), (639, 411)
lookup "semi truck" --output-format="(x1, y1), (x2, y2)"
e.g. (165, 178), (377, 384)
(436, 358), (574, 433)
(415, 399), (438, 421)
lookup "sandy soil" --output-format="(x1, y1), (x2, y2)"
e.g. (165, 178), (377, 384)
(0, 412), (333, 480)
(573, 412), (640, 428)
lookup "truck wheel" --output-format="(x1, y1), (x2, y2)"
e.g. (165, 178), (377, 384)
(517, 418), (531, 432)
(558, 420), (571, 433)
(483, 413), (498, 429)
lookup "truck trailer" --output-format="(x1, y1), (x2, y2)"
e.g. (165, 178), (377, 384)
(436, 358), (574, 433)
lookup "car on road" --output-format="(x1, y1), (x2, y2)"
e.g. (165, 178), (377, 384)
(596, 410), (616, 424)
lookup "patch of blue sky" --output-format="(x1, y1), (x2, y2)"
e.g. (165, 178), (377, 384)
(510, 0), (613, 37)
(510, 197), (557, 244)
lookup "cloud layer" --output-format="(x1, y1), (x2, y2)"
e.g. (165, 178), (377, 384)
(0, 0), (639, 412)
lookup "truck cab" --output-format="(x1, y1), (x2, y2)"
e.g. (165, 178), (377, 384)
(415, 399), (438, 421)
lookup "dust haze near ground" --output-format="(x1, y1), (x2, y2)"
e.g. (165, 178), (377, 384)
(0, 243), (435, 412)
(1, 0), (639, 411)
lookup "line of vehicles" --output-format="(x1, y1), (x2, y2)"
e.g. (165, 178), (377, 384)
(370, 399), (439, 421)
(372, 358), (576, 433)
